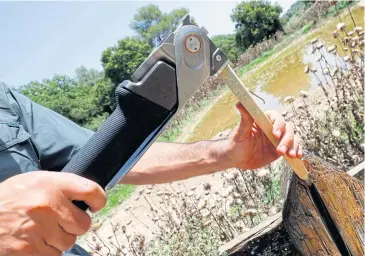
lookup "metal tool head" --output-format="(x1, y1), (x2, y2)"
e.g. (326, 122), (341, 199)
(131, 15), (228, 110)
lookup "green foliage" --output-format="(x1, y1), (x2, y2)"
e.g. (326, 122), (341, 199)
(264, 176), (281, 204)
(19, 68), (112, 129)
(129, 4), (162, 44)
(101, 37), (152, 85)
(97, 184), (136, 217)
(75, 66), (104, 86)
(19, 4), (196, 135)
(302, 21), (314, 33)
(280, 1), (314, 25)
(239, 47), (275, 75)
(93, 77), (115, 114)
(238, 29), (299, 76)
(157, 127), (181, 142)
(148, 8), (190, 46)
(83, 113), (109, 131)
(130, 4), (190, 46)
(231, 0), (283, 50)
(336, 0), (353, 9)
(326, 0), (355, 17)
(20, 75), (94, 124)
(212, 34), (239, 63)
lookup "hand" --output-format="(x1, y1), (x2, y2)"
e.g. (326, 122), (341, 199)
(225, 102), (303, 170)
(0, 171), (107, 256)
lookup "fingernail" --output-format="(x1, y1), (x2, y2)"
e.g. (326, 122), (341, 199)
(279, 145), (287, 153)
(274, 129), (282, 137)
(289, 149), (296, 156)
(298, 148), (303, 157)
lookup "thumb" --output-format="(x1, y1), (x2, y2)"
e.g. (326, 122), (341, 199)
(52, 172), (107, 213)
(232, 102), (254, 141)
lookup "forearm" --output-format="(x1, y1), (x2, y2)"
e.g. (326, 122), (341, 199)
(120, 140), (232, 185)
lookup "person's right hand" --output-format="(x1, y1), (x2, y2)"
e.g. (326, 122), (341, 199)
(0, 171), (107, 256)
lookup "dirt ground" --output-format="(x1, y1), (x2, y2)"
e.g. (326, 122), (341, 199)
(80, 76), (338, 254)
(79, 129), (235, 253)
(79, 7), (364, 250)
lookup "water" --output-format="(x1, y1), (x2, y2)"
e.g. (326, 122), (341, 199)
(188, 7), (364, 142)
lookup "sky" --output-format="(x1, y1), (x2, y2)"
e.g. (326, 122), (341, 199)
(0, 0), (296, 87)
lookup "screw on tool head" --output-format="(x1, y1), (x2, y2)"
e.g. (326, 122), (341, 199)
(215, 55), (222, 62)
(185, 35), (201, 53)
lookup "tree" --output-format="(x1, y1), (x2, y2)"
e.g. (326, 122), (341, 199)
(20, 75), (97, 124)
(280, 1), (314, 25)
(231, 0), (283, 50)
(20, 75), (77, 118)
(130, 4), (190, 46)
(75, 66), (104, 86)
(212, 34), (239, 63)
(101, 37), (152, 85)
(93, 77), (115, 114)
(147, 8), (190, 46)
(129, 4), (162, 44)
(19, 70), (107, 127)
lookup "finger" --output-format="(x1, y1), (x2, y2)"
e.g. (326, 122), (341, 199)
(266, 110), (286, 139)
(52, 173), (107, 213)
(288, 136), (300, 158)
(39, 241), (62, 256)
(44, 221), (77, 252)
(276, 122), (294, 155)
(58, 195), (92, 235)
(298, 144), (303, 158)
(233, 102), (254, 140)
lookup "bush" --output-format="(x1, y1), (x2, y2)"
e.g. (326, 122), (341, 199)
(84, 11), (364, 256)
(284, 1), (333, 34)
(231, 0), (283, 50)
(83, 113), (109, 131)
(302, 21), (314, 33)
(236, 31), (285, 68)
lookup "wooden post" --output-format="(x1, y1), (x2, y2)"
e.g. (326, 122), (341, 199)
(219, 158), (364, 256)
(284, 154), (364, 256)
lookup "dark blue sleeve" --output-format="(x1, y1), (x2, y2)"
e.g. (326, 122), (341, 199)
(7, 88), (94, 171)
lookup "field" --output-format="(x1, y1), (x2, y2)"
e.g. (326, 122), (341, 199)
(82, 4), (364, 256)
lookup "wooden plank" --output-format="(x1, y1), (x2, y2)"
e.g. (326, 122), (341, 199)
(219, 158), (364, 255)
(218, 213), (280, 254)
(218, 213), (299, 256)
(347, 161), (364, 177)
(284, 155), (364, 256)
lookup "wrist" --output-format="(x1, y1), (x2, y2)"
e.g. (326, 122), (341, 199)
(207, 139), (235, 170)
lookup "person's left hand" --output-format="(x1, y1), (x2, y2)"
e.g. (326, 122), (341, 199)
(225, 102), (303, 170)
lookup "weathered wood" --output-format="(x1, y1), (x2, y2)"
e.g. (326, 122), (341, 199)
(219, 157), (364, 256)
(284, 154), (364, 256)
(219, 213), (299, 256)
(347, 161), (364, 179)
(283, 174), (341, 255)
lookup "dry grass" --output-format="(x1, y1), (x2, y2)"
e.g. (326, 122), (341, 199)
(159, 76), (226, 142)
(86, 163), (284, 256)
(284, 1), (334, 34)
(236, 31), (285, 68)
(85, 9), (364, 256)
(283, 22), (364, 169)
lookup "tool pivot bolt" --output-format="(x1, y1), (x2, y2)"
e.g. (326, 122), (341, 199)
(216, 55), (222, 62)
(185, 35), (201, 53)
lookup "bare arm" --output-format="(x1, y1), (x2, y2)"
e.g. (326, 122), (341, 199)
(120, 140), (231, 185)
(120, 103), (303, 185)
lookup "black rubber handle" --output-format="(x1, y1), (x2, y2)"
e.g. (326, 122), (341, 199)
(62, 86), (171, 211)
